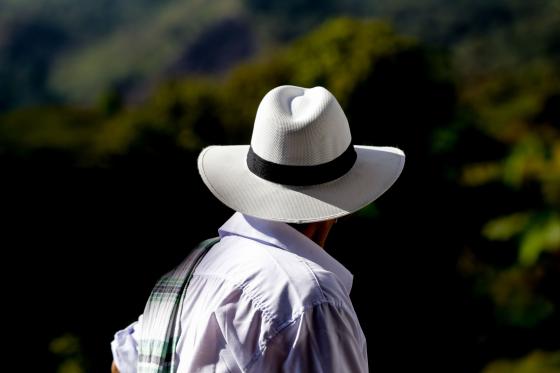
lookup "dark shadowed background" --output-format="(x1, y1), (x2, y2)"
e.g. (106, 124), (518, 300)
(1, 1), (560, 372)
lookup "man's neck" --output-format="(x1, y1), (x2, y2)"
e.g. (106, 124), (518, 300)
(288, 220), (336, 248)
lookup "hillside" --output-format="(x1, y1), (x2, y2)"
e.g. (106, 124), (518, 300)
(1, 0), (559, 110)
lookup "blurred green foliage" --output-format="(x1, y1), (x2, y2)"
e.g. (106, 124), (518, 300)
(3, 0), (560, 110)
(482, 350), (560, 373)
(49, 333), (86, 373)
(2, 18), (423, 166)
(451, 29), (560, 369)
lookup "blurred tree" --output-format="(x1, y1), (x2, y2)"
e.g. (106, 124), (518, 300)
(454, 58), (560, 370)
(49, 333), (87, 373)
(482, 350), (560, 373)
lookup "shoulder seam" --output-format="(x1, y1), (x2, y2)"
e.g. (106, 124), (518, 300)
(300, 258), (327, 302)
(190, 272), (277, 324)
(244, 299), (343, 371)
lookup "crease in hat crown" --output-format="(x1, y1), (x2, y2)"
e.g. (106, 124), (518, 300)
(250, 85), (352, 166)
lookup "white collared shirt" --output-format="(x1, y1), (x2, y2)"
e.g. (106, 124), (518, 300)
(111, 212), (368, 372)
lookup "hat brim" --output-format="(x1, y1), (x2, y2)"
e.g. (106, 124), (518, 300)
(197, 145), (405, 223)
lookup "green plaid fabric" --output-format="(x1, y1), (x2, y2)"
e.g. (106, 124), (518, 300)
(137, 237), (220, 373)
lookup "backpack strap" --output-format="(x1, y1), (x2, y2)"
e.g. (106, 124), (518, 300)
(137, 237), (220, 373)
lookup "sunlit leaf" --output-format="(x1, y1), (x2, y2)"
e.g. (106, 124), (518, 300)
(461, 161), (502, 186)
(482, 212), (532, 241)
(519, 213), (560, 265)
(482, 350), (560, 373)
(49, 333), (81, 355)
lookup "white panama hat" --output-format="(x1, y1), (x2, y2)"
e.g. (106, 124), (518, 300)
(197, 85), (405, 223)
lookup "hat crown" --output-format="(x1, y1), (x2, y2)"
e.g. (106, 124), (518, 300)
(250, 85), (352, 166)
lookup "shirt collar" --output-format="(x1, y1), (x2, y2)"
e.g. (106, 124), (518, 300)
(218, 212), (354, 294)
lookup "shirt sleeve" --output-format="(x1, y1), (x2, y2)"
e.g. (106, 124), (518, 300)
(111, 314), (143, 373)
(251, 301), (368, 373)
